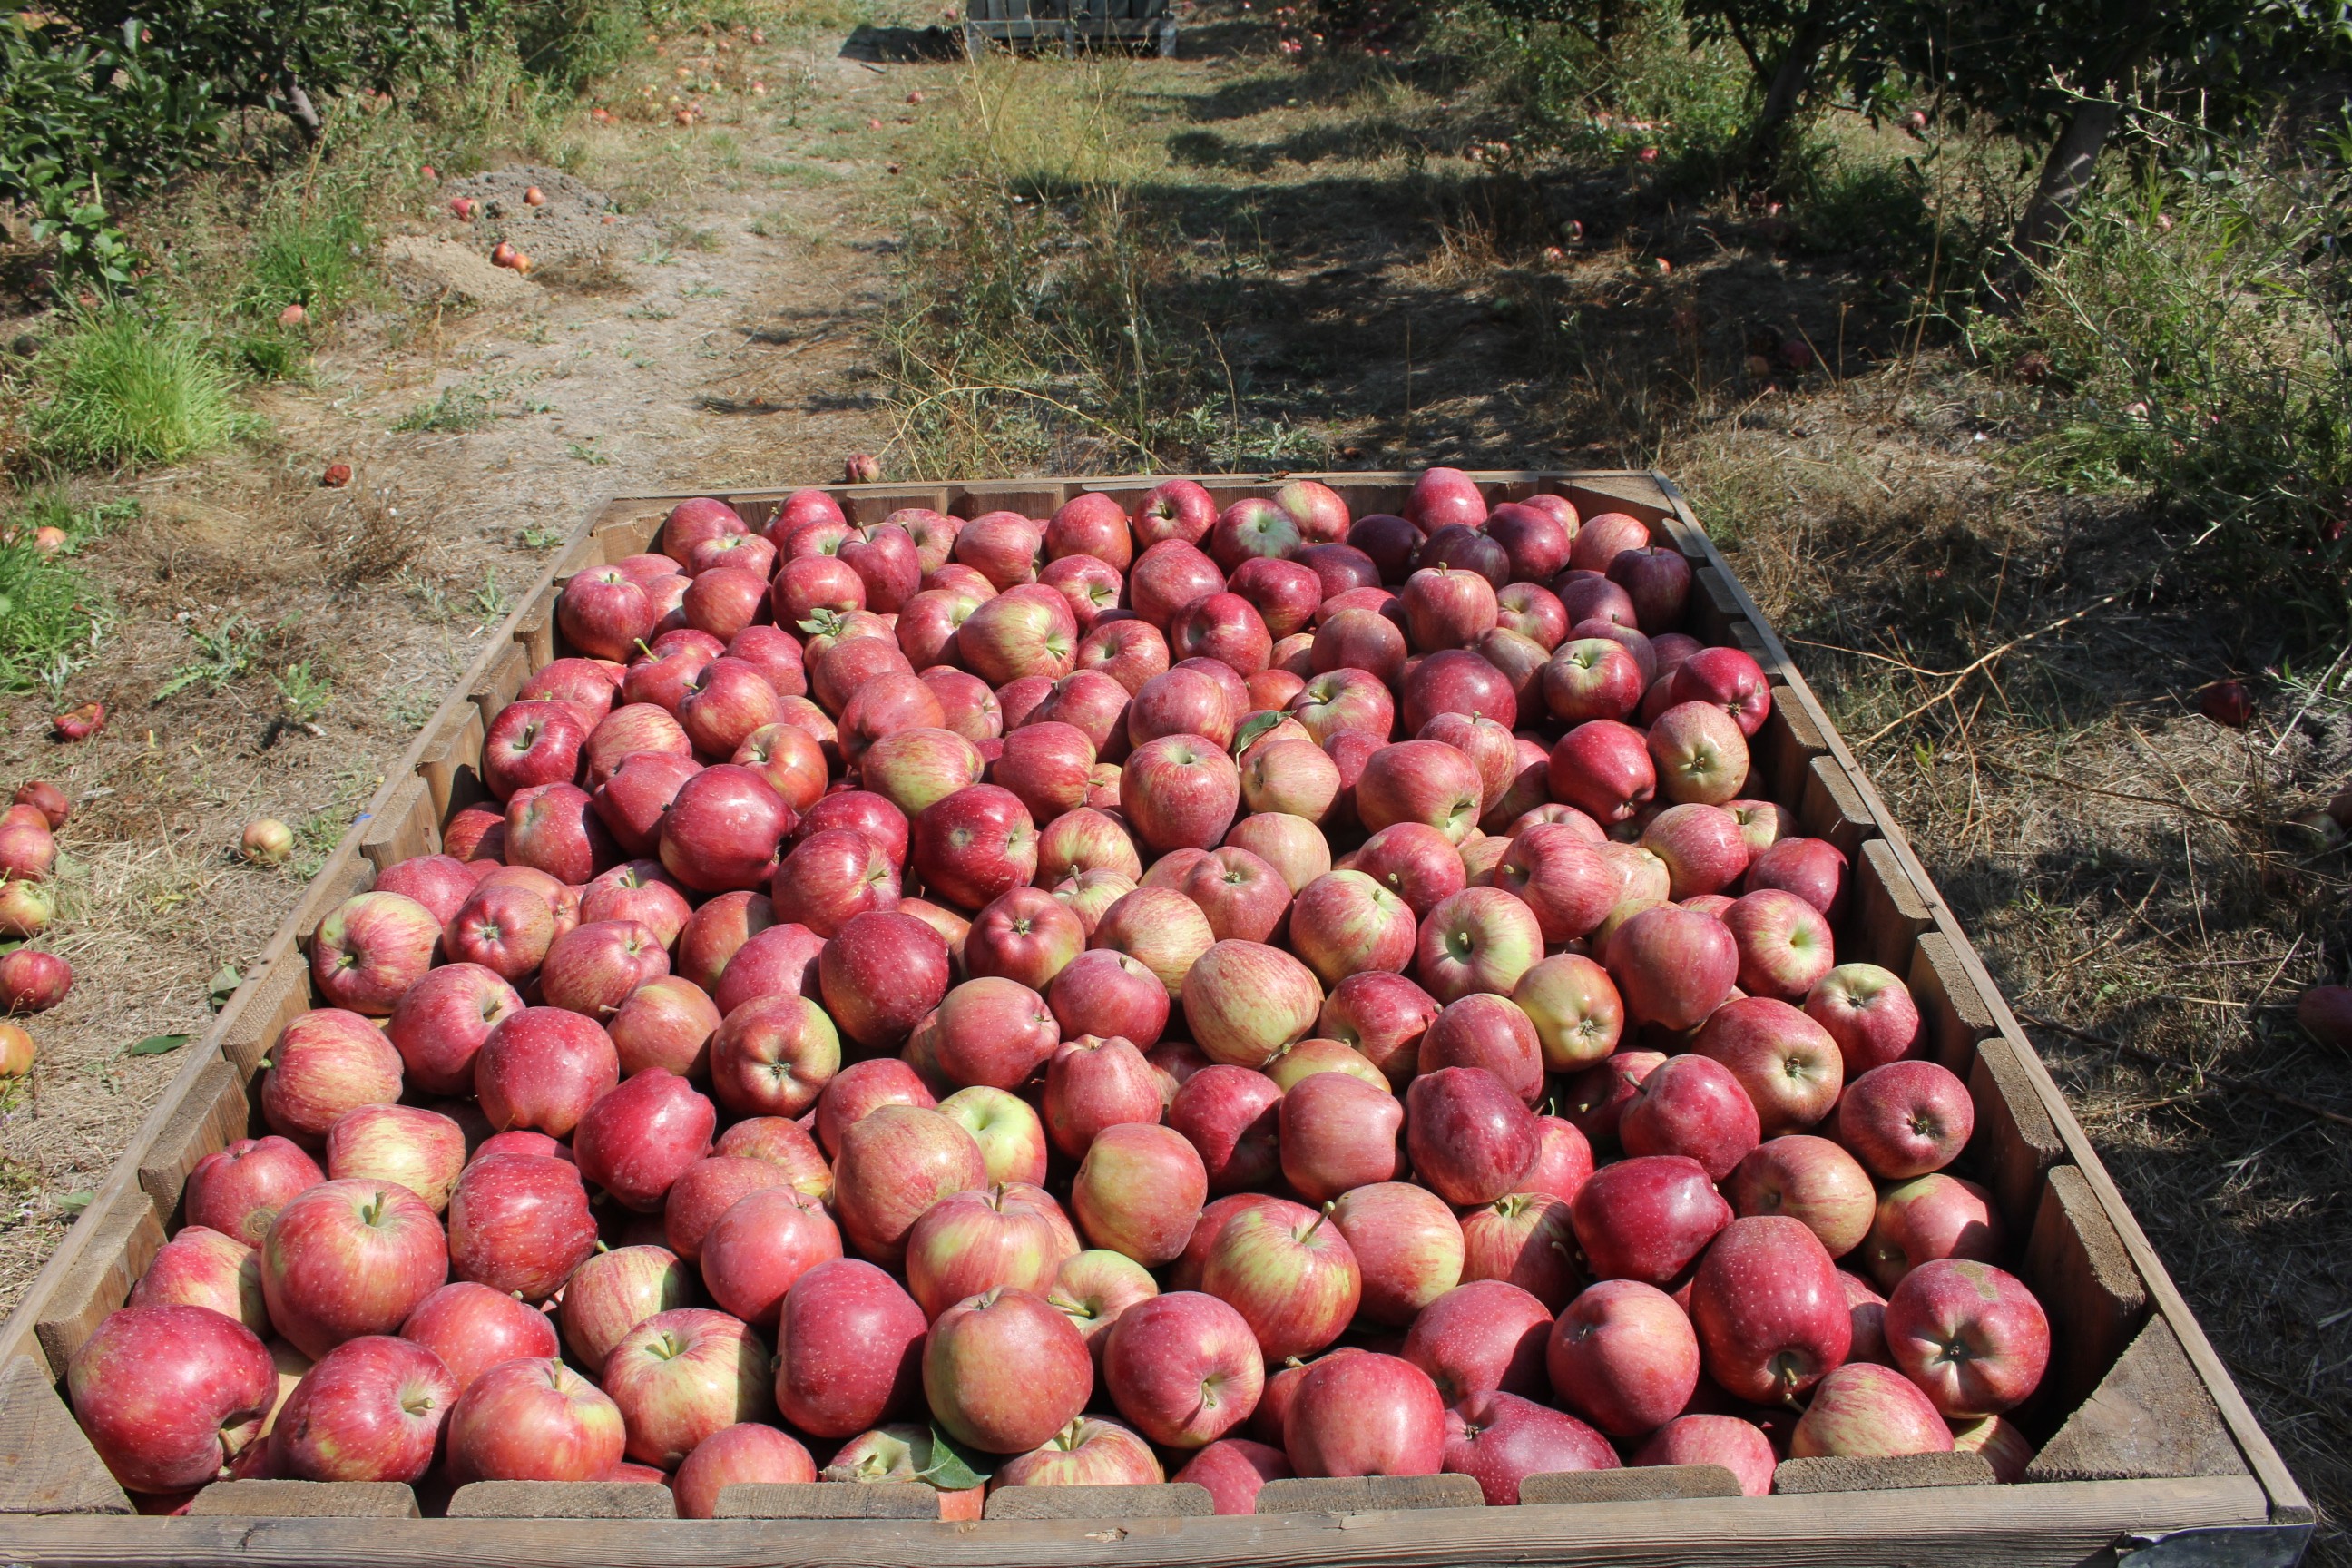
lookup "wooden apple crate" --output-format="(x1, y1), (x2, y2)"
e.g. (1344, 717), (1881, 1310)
(0, 472), (2313, 1566)
(963, 0), (1178, 58)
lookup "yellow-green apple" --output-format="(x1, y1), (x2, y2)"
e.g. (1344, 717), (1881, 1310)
(771, 1258), (927, 1438)
(1605, 903), (1738, 1030)
(831, 1104), (987, 1269)
(1121, 733), (1240, 853)
(1072, 1122), (1208, 1265)
(1838, 1061), (1975, 1179)
(606, 976), (717, 1082)
(1671, 646), (1772, 735)
(898, 1073), (1032, 1181)
(1200, 1197), (1360, 1361)
(185, 1135), (325, 1248)
(860, 726), (986, 818)
(672, 1422), (816, 1518)
(1547, 718), (1655, 823)
(474, 1007), (618, 1138)
(1740, 832), (1844, 921)
(131, 1225), (268, 1334)
(260, 1179), (446, 1359)
(1459, 1191), (1582, 1309)
(1317, 971), (1440, 1085)
(1862, 1173), (2004, 1290)
(904, 1181), (1077, 1321)
(818, 909), (951, 1050)
(444, 1356), (623, 1483)
(1544, 1279), (1700, 1436)
(398, 1281), (558, 1398)
(1884, 1259), (2050, 1416)
(1277, 1070), (1402, 1200)
(1511, 954), (1622, 1073)
(1727, 1135), (1875, 1257)
(1419, 993), (1544, 1104)
(1570, 1154), (1731, 1287)
(1262, 1037), (1387, 1091)
(1100, 1290), (1264, 1449)
(324, 1104), (466, 1212)
(1400, 648), (1517, 733)
(1444, 1388), (1619, 1503)
(923, 1286), (1093, 1452)
(1805, 964), (1923, 1073)
(1045, 1035), (1164, 1158)
(309, 892), (439, 1018)
(67, 1303), (277, 1492)
(1788, 1361), (1955, 1458)
(1042, 947), (1166, 1048)
(1048, 1247), (1161, 1358)
(1619, 1054), (1759, 1181)
(556, 1244), (692, 1374)
(1183, 939), (1322, 1068)
(1285, 1350), (1445, 1477)
(446, 1152), (595, 1304)
(1416, 887), (1543, 1004)
(271, 1334), (457, 1484)
(603, 1307), (773, 1467)
(1168, 1064), (1283, 1193)
(262, 1008), (404, 1148)
(1329, 1181), (1464, 1326)
(1632, 1415), (1775, 1496)
(1690, 1214), (1849, 1402)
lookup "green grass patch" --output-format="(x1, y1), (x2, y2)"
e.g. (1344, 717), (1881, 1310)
(27, 309), (240, 470)
(0, 493), (132, 695)
(395, 381), (501, 433)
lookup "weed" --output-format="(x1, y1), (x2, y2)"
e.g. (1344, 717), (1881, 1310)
(235, 188), (374, 324)
(470, 567), (511, 622)
(26, 309), (240, 469)
(395, 381), (500, 433)
(564, 437), (612, 464)
(683, 280), (728, 298)
(385, 684), (440, 730)
(520, 524), (566, 549)
(0, 534), (105, 697)
(663, 219), (723, 252)
(752, 157), (841, 184)
(402, 569), (452, 618)
(153, 613), (278, 701)
(271, 660), (333, 727)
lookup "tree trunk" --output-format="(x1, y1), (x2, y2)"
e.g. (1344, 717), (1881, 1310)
(1996, 0), (2162, 296)
(1745, 0), (1834, 184)
(281, 79), (324, 147)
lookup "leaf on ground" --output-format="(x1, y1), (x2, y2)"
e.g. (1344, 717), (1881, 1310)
(127, 1034), (190, 1056)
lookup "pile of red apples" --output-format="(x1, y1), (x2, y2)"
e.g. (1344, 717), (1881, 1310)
(68, 469), (2052, 1518)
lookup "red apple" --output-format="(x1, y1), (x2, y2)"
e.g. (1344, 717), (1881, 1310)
(1745, 835), (1848, 922)
(324, 1104), (466, 1211)
(1671, 645), (1772, 735)
(1047, 1247), (1161, 1355)
(186, 1136), (326, 1248)
(1444, 1389), (1618, 1504)
(1401, 647), (1517, 733)
(474, 1007), (619, 1137)
(1328, 1181), (1465, 1326)
(1404, 1065), (1538, 1206)
(446, 1152), (597, 1303)
(261, 1008), (404, 1148)
(953, 512), (1044, 591)
(1100, 1290), (1265, 1448)
(923, 1286), (1094, 1453)
(580, 860), (693, 947)
(818, 909), (950, 1050)
(903, 1181), (1077, 1321)
(1570, 1154), (1730, 1287)
(1547, 718), (1656, 822)
(1883, 1259), (2050, 1416)
(445, 1356), (624, 1482)
(130, 1225), (267, 1334)
(659, 763), (791, 893)
(557, 1244), (693, 1371)
(398, 1281), (557, 1397)
(270, 1334), (457, 1484)
(260, 1179), (447, 1359)
(1169, 1064), (1284, 1193)
(1838, 1061), (1975, 1179)
(1727, 1135), (1876, 1258)
(1862, 1174), (2004, 1290)
(603, 1307), (774, 1466)
(66, 1304), (276, 1493)
(1689, 1213), (1849, 1404)
(672, 1422), (816, 1518)
(1285, 1351), (1445, 1477)
(572, 1068), (716, 1211)
(1692, 996), (1843, 1135)
(1182, 937), (1323, 1068)
(1071, 1122), (1207, 1266)
(1606, 903), (1738, 1030)
(1420, 993), (1544, 1103)
(771, 1258), (928, 1437)
(1632, 1415), (1775, 1495)
(1089, 886), (1215, 996)
(1788, 1361), (1955, 1459)
(1174, 1437), (1292, 1514)
(1045, 1034), (1165, 1157)
(1458, 1191), (1582, 1309)
(1619, 1054), (1760, 1182)
(1200, 1197), (1360, 1361)
(1276, 1070), (1402, 1200)
(1401, 1278), (1551, 1405)
(1348, 821), (1465, 917)
(1806, 963), (1923, 1074)
(309, 892), (440, 1017)
(1401, 566), (1498, 651)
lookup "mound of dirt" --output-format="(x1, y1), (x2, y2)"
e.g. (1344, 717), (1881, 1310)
(381, 236), (540, 307)
(446, 164), (659, 269)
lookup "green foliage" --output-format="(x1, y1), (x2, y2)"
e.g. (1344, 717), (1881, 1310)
(154, 612), (278, 701)
(0, 494), (129, 696)
(1980, 127), (2352, 642)
(27, 309), (241, 468)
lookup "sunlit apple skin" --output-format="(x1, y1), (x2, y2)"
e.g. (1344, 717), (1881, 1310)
(673, 1422), (817, 1518)
(1692, 995), (1844, 1137)
(445, 1357), (625, 1484)
(261, 1007), (406, 1150)
(922, 1286), (1094, 1454)
(1175, 1437), (1294, 1514)
(1726, 1135), (1877, 1258)
(819, 910), (952, 1052)
(701, 1186), (844, 1328)
(260, 1180), (448, 1360)
(399, 1280), (559, 1396)
(1444, 1388), (1620, 1504)
(772, 1258), (929, 1439)
(1169, 1064), (1285, 1193)
(1459, 1191), (1583, 1311)
(1101, 1290), (1266, 1449)
(1545, 1279), (1700, 1436)
(1838, 1059), (1975, 1179)
(1788, 1362), (1956, 1459)
(1284, 1351), (1446, 1478)
(1279, 1069), (1404, 1201)
(1071, 1122), (1208, 1267)
(1632, 1415), (1777, 1496)
(1183, 938), (1324, 1069)
(270, 1334), (457, 1485)
(832, 1104), (988, 1269)
(1606, 903), (1740, 1032)
(130, 1225), (269, 1335)
(324, 1103), (468, 1212)
(66, 1303), (277, 1494)
(602, 1307), (775, 1468)
(1882, 1259), (2052, 1417)
(558, 1243), (697, 1374)
(446, 1152), (596, 1305)
(1401, 1279), (1553, 1406)
(1689, 1215), (1852, 1403)
(1806, 963), (1924, 1074)
(570, 1068), (715, 1211)
(939, 1084), (1052, 1187)
(904, 1182), (1080, 1321)
(185, 1136), (328, 1250)
(1328, 1181), (1465, 1327)
(1317, 971), (1440, 1086)
(1569, 1154), (1731, 1288)
(1044, 1034), (1164, 1158)
(1406, 1066), (1541, 1208)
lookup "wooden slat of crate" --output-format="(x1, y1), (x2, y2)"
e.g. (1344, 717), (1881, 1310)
(0, 1474), (2280, 1564)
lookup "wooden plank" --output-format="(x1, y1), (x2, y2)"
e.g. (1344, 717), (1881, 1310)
(0, 1475), (2276, 1565)
(220, 956), (310, 1077)
(1754, 691), (1828, 815)
(34, 1186), (165, 1371)
(1852, 838), (1934, 975)
(446, 1481), (677, 1519)
(420, 701), (488, 824)
(1690, 568), (1741, 646)
(1798, 756), (1873, 858)
(1256, 1475), (1483, 1514)
(468, 642), (530, 731)
(135, 1058), (247, 1222)
(947, 484), (1067, 520)
(1649, 471), (2310, 1526)
(713, 1482), (940, 1518)
(1970, 1034), (2068, 1230)
(0, 1355), (131, 1514)
(1909, 933), (1998, 1076)
(358, 777), (435, 874)
(2027, 1317), (2248, 1484)
(985, 1483), (1213, 1520)
(1519, 1466), (1740, 1504)
(2023, 1163), (2151, 1413)
(187, 1482), (419, 1518)
(1772, 1455), (1994, 1494)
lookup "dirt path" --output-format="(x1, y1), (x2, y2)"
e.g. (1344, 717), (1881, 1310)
(0, 37), (926, 1315)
